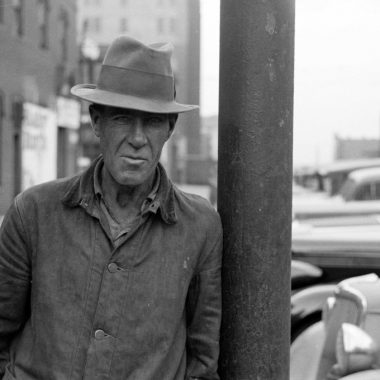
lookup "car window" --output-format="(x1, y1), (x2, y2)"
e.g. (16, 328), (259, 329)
(340, 178), (356, 201)
(375, 182), (380, 200)
(355, 183), (371, 201)
(355, 183), (373, 201)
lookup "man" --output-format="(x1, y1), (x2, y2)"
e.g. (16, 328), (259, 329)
(0, 36), (222, 379)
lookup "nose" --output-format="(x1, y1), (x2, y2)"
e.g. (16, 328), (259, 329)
(128, 117), (147, 148)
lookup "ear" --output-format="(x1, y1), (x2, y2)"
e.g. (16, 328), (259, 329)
(167, 114), (178, 140)
(89, 105), (101, 137)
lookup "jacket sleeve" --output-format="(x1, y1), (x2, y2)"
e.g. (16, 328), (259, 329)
(185, 221), (223, 380)
(0, 197), (31, 375)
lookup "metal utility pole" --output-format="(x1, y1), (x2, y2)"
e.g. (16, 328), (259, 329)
(218, 0), (295, 379)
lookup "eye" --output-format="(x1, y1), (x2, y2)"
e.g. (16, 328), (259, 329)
(147, 116), (165, 125)
(111, 115), (134, 125)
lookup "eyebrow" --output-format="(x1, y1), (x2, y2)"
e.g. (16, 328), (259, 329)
(109, 111), (165, 117)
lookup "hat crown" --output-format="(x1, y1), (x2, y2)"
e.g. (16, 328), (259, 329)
(70, 35), (198, 113)
(102, 36), (174, 77)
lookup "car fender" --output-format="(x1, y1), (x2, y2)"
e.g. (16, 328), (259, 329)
(291, 283), (336, 339)
(339, 369), (380, 380)
(291, 259), (323, 289)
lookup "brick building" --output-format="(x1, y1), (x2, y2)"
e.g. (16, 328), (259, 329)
(335, 135), (380, 160)
(0, 0), (79, 214)
(76, 0), (204, 184)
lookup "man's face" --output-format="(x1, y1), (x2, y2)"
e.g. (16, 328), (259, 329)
(90, 105), (175, 187)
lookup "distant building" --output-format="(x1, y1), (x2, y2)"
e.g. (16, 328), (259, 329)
(202, 115), (218, 161)
(76, 0), (202, 184)
(0, 0), (79, 214)
(335, 135), (380, 160)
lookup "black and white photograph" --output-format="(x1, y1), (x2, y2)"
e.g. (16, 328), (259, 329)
(0, 0), (380, 379)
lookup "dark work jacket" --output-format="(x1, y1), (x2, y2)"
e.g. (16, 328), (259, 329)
(0, 157), (222, 380)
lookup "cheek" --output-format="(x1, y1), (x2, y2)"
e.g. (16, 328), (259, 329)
(99, 137), (110, 157)
(99, 130), (119, 153)
(152, 136), (169, 156)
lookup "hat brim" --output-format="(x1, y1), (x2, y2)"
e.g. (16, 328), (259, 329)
(71, 84), (198, 114)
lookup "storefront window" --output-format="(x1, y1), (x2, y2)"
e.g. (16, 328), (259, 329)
(59, 9), (69, 62)
(13, 0), (24, 37)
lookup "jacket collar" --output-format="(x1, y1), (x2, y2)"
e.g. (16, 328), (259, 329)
(61, 155), (177, 225)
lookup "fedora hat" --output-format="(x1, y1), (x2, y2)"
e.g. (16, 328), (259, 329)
(71, 35), (198, 114)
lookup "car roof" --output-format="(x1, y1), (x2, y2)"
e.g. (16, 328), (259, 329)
(348, 166), (380, 182)
(317, 158), (380, 176)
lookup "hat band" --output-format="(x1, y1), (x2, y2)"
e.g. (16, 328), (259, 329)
(97, 65), (174, 102)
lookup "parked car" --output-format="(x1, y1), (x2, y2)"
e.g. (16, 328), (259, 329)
(293, 198), (380, 221)
(293, 158), (380, 221)
(318, 158), (380, 195)
(293, 166), (380, 220)
(290, 273), (380, 380)
(290, 216), (380, 342)
(294, 157), (380, 196)
(339, 166), (380, 201)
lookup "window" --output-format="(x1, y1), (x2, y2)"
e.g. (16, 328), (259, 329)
(13, 0), (24, 37)
(356, 183), (373, 201)
(84, 17), (101, 34)
(354, 181), (380, 201)
(59, 9), (69, 62)
(340, 178), (356, 201)
(38, 0), (49, 49)
(0, 0), (4, 23)
(120, 18), (128, 33)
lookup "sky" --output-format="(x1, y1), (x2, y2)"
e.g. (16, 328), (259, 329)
(200, 0), (220, 118)
(199, 0), (380, 168)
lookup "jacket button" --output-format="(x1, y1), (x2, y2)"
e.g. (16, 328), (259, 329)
(94, 329), (106, 340)
(108, 263), (118, 273)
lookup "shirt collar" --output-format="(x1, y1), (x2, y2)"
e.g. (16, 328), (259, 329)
(93, 157), (161, 204)
(93, 158), (103, 198)
(62, 155), (176, 224)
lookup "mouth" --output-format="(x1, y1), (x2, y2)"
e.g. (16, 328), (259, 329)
(121, 156), (147, 165)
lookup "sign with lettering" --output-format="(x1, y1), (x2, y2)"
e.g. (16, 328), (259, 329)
(22, 103), (57, 190)
(57, 97), (81, 129)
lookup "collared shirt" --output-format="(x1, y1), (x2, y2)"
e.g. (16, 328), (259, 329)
(0, 156), (222, 380)
(93, 159), (161, 243)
